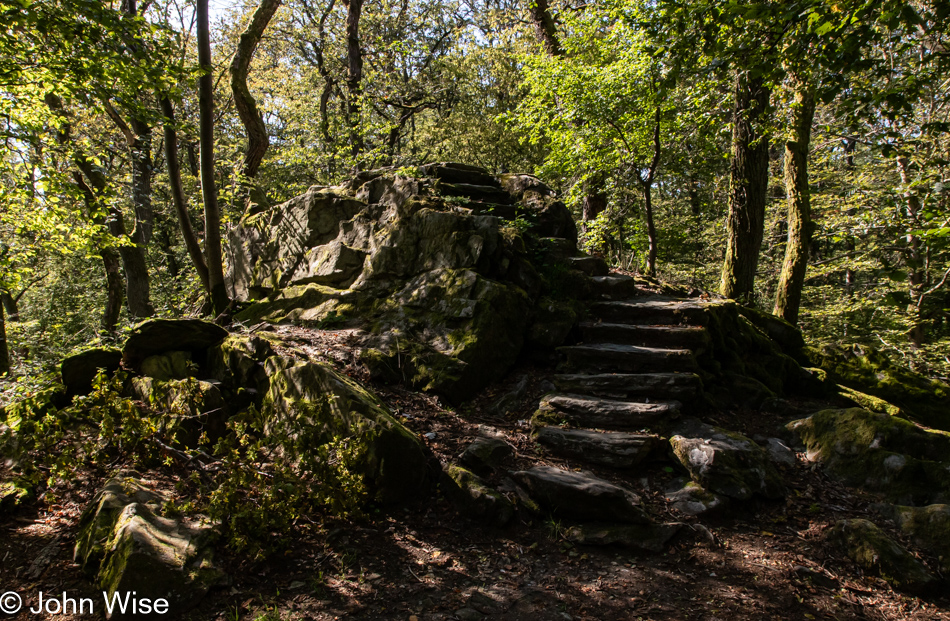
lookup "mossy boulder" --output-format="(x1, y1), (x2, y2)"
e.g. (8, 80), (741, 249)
(443, 464), (514, 527)
(806, 344), (950, 431)
(130, 377), (229, 448)
(74, 472), (223, 617)
(360, 269), (530, 403)
(876, 503), (950, 573)
(262, 357), (430, 503)
(787, 408), (950, 504)
(0, 478), (33, 514)
(122, 319), (228, 370)
(526, 298), (579, 349)
(664, 479), (729, 516)
(564, 522), (682, 553)
(61, 347), (122, 396)
(206, 333), (277, 394)
(140, 350), (193, 381)
(826, 518), (938, 594)
(670, 428), (784, 500)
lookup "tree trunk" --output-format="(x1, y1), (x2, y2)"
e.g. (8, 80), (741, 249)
(641, 109), (662, 278)
(345, 0), (364, 158)
(720, 72), (771, 303)
(198, 0), (230, 314)
(897, 155), (925, 348)
(527, 0), (562, 57)
(160, 96), (210, 291)
(581, 181), (607, 234)
(773, 81), (815, 325)
(0, 300), (9, 376)
(2, 292), (19, 322)
(231, 0), (281, 180)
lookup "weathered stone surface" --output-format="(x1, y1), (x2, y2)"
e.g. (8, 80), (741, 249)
(509, 465), (649, 524)
(360, 268), (531, 403)
(422, 162), (500, 187)
(443, 464), (514, 527)
(497, 173), (553, 199)
(123, 319), (228, 366)
(74, 472), (223, 617)
(460, 430), (514, 472)
(140, 350), (192, 381)
(527, 299), (578, 349)
(207, 334), (277, 392)
(130, 377), (228, 448)
(764, 438), (796, 466)
(567, 256), (609, 277)
(534, 427), (656, 468)
(876, 503), (950, 573)
(263, 357), (430, 503)
(665, 479), (729, 516)
(826, 518), (938, 594)
(805, 344), (950, 431)
(579, 323), (710, 352)
(557, 343), (697, 374)
(787, 408), (950, 504)
(565, 522), (681, 553)
(553, 372), (702, 403)
(61, 348), (122, 396)
(589, 297), (712, 326)
(587, 274), (640, 300)
(0, 479), (32, 514)
(533, 393), (679, 430)
(519, 192), (577, 242)
(670, 428), (784, 500)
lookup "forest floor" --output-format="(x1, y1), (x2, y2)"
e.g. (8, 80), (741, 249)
(1, 328), (949, 620)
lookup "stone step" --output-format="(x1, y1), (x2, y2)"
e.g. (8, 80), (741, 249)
(557, 343), (698, 374)
(589, 296), (709, 326)
(579, 322), (709, 351)
(509, 465), (650, 524)
(534, 427), (657, 468)
(567, 256), (609, 277)
(553, 372), (703, 402)
(588, 275), (640, 300)
(536, 393), (680, 429)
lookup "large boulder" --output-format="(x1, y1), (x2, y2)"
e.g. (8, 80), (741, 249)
(876, 503), (950, 574)
(262, 356), (431, 503)
(443, 464), (514, 527)
(61, 347), (122, 396)
(805, 344), (950, 431)
(669, 425), (785, 500)
(826, 518), (938, 594)
(122, 319), (228, 369)
(229, 164), (576, 402)
(74, 472), (223, 618)
(787, 408), (950, 504)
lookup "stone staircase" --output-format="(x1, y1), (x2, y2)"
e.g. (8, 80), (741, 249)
(513, 273), (719, 549)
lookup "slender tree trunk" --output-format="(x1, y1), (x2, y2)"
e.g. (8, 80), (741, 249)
(198, 0), (230, 314)
(527, 0), (561, 57)
(159, 96), (210, 291)
(0, 300), (8, 376)
(345, 0), (364, 158)
(641, 109), (662, 278)
(897, 155), (925, 348)
(720, 71), (771, 303)
(773, 81), (816, 325)
(2, 292), (18, 322)
(231, 0), (281, 180)
(124, 118), (155, 317)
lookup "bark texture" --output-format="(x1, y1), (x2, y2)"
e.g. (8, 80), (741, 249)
(160, 96), (210, 291)
(720, 72), (771, 303)
(198, 0), (230, 313)
(345, 0), (364, 157)
(773, 82), (815, 325)
(528, 0), (562, 57)
(230, 0), (281, 180)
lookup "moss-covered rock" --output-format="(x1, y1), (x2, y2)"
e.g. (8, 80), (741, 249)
(262, 356), (430, 503)
(443, 464), (514, 527)
(140, 350), (193, 381)
(826, 518), (938, 594)
(875, 503), (950, 574)
(0, 478), (33, 514)
(122, 319), (228, 370)
(564, 522), (682, 553)
(670, 428), (784, 500)
(664, 479), (729, 516)
(787, 408), (950, 504)
(526, 298), (579, 349)
(74, 472), (223, 617)
(61, 347), (122, 396)
(805, 344), (950, 431)
(130, 377), (229, 448)
(206, 334), (277, 394)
